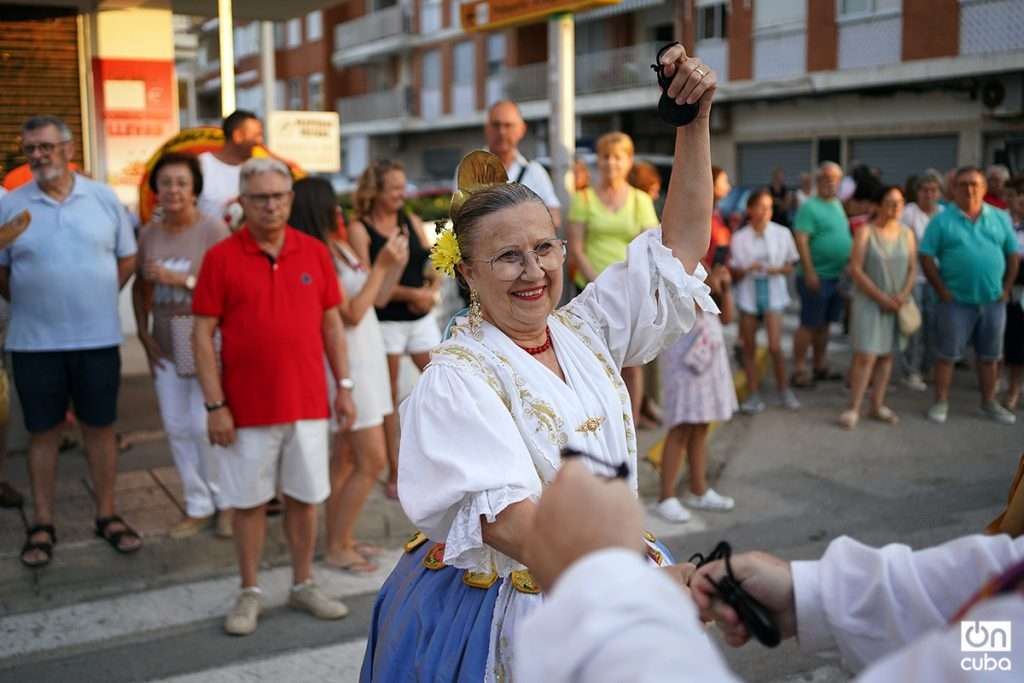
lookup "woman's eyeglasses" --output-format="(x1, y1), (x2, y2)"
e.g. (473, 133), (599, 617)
(475, 239), (567, 282)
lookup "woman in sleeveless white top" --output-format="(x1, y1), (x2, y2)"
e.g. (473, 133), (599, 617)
(288, 177), (409, 573)
(323, 235), (409, 572)
(329, 241), (394, 431)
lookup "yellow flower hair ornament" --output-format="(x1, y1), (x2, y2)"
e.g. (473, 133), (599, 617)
(430, 223), (462, 278)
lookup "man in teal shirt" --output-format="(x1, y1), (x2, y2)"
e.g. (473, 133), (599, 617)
(920, 166), (1020, 425)
(791, 162), (852, 387)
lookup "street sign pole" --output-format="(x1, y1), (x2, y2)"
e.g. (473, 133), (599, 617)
(548, 11), (574, 225)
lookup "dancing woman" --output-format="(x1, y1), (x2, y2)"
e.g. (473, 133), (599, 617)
(361, 44), (718, 681)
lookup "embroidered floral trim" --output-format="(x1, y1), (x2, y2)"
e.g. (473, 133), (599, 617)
(551, 309), (637, 463)
(432, 344), (511, 411)
(492, 351), (568, 448)
(575, 416), (605, 434)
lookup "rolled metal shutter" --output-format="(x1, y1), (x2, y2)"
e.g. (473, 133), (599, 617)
(737, 140), (813, 188)
(0, 6), (84, 180)
(848, 135), (959, 187)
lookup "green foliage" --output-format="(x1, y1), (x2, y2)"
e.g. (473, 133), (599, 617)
(336, 191), (452, 224)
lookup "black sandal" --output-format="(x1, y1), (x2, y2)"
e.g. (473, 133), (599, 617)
(21, 524), (57, 568)
(95, 515), (142, 554)
(813, 367), (844, 382)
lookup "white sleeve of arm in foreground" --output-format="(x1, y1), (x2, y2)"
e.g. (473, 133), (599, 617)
(848, 592), (1023, 683)
(515, 549), (743, 683)
(792, 533), (1024, 672)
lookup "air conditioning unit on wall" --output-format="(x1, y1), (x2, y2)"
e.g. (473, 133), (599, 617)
(982, 73), (1023, 118)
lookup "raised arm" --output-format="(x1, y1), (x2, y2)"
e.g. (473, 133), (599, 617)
(658, 44), (716, 274)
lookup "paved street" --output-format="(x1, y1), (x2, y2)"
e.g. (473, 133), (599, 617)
(0, 329), (1020, 682)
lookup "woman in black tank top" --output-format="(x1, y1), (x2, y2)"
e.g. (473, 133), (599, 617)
(364, 211), (432, 321)
(348, 160), (442, 500)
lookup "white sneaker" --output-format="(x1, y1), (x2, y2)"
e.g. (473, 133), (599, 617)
(983, 400), (1017, 425)
(224, 588), (262, 636)
(288, 580), (350, 620)
(901, 374), (928, 392)
(927, 401), (949, 424)
(684, 488), (735, 512)
(740, 393), (766, 415)
(779, 389), (801, 410)
(655, 497), (691, 523)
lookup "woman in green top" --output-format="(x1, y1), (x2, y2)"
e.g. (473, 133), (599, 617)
(567, 131), (660, 427)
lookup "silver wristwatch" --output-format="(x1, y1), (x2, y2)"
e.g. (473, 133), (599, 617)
(338, 377), (355, 391)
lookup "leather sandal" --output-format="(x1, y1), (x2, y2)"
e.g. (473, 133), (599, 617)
(21, 524), (57, 568)
(95, 515), (142, 554)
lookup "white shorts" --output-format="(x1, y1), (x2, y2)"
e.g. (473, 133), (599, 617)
(217, 419), (329, 508)
(378, 316), (441, 355)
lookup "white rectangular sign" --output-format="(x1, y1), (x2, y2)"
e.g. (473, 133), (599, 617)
(267, 111), (340, 173)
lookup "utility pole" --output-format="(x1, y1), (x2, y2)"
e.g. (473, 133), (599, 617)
(547, 12), (575, 223)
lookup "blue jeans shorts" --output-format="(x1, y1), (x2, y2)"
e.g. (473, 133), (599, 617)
(933, 301), (1006, 362)
(796, 276), (843, 328)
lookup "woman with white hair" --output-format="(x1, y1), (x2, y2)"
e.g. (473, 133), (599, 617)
(900, 168), (944, 390)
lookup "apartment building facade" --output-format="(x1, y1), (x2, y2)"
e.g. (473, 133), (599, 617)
(187, 0), (1023, 187)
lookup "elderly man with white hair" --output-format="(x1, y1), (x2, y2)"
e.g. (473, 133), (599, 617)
(192, 157), (357, 635)
(985, 164), (1011, 210)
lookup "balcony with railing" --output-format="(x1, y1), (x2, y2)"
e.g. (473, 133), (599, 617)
(500, 63), (548, 103)
(332, 6), (410, 67)
(337, 86), (410, 125)
(576, 42), (660, 95)
(960, 0), (1024, 56)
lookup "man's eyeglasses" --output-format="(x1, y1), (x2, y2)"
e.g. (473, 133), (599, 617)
(22, 142), (65, 155)
(474, 239), (567, 282)
(243, 192), (292, 206)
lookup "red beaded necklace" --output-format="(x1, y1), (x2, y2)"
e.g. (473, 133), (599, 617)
(517, 327), (553, 355)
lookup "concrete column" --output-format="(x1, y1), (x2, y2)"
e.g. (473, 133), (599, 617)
(260, 21), (276, 116)
(218, 0), (236, 115)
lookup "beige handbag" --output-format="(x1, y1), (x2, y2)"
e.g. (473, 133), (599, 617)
(870, 228), (921, 336)
(169, 315), (221, 378)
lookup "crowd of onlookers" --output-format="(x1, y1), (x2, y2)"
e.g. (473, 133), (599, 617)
(564, 137), (1022, 525)
(0, 103), (1020, 634)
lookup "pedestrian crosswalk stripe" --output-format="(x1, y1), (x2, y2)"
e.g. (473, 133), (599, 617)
(153, 639), (368, 682)
(0, 550), (401, 660)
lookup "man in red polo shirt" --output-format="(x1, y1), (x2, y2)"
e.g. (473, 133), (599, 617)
(192, 157), (356, 636)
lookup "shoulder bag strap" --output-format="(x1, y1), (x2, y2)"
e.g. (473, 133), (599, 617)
(514, 159), (529, 184)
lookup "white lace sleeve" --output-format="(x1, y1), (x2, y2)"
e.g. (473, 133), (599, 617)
(563, 228), (718, 369)
(397, 360), (541, 575)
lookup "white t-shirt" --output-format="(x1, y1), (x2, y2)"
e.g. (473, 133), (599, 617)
(902, 202), (939, 284)
(730, 222), (799, 314)
(197, 152), (242, 223)
(505, 152), (561, 209)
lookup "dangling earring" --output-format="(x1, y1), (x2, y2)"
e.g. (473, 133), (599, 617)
(468, 289), (483, 340)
